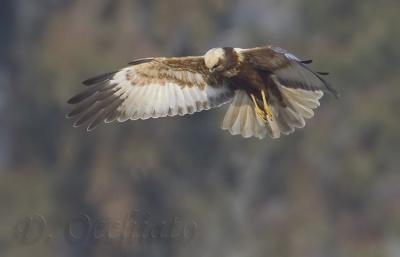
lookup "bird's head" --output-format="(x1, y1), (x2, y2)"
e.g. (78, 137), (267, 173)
(204, 48), (233, 74)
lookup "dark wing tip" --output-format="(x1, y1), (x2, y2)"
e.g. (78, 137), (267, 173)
(321, 79), (340, 99)
(67, 97), (77, 105)
(82, 59), (152, 86)
(67, 83), (104, 104)
(298, 62), (340, 99)
(82, 72), (116, 86)
(65, 112), (74, 119)
(86, 125), (97, 132)
(128, 58), (155, 66)
(326, 85), (340, 99)
(67, 92), (88, 104)
(68, 91), (124, 131)
(67, 94), (86, 104)
(73, 122), (81, 128)
(301, 59), (313, 64)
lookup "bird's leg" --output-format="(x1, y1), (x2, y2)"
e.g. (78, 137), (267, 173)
(261, 90), (273, 119)
(251, 94), (267, 123)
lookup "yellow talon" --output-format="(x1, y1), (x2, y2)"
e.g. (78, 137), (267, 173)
(251, 94), (267, 123)
(261, 90), (273, 119)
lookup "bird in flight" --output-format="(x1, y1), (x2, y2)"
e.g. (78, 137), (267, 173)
(67, 45), (338, 139)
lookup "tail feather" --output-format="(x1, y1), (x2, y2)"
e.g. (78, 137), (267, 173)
(278, 85), (322, 109)
(221, 91), (268, 139)
(273, 105), (295, 135)
(277, 106), (306, 129)
(221, 85), (324, 139)
(272, 84), (324, 136)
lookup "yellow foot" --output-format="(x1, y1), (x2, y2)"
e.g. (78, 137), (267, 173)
(255, 106), (268, 123)
(261, 90), (273, 119)
(251, 94), (267, 123)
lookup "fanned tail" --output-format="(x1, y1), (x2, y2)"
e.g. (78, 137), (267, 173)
(221, 86), (324, 139)
(270, 79), (324, 137)
(221, 91), (269, 139)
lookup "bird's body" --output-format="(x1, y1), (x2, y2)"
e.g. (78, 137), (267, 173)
(67, 45), (338, 139)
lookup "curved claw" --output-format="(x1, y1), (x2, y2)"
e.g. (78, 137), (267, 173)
(251, 93), (271, 123)
(261, 90), (273, 119)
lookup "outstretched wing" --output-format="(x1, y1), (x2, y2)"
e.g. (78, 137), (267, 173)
(239, 46), (339, 97)
(67, 57), (234, 131)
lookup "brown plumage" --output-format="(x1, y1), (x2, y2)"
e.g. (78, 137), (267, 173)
(67, 45), (338, 139)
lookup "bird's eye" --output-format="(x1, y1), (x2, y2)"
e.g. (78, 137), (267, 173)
(211, 60), (221, 70)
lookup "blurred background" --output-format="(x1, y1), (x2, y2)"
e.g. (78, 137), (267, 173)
(1, 0), (400, 256)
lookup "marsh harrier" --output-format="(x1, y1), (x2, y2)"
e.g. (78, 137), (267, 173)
(67, 46), (338, 139)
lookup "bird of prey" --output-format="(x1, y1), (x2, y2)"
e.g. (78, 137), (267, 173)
(67, 45), (338, 139)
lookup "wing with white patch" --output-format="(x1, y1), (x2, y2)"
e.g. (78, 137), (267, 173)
(67, 57), (234, 131)
(240, 46), (339, 97)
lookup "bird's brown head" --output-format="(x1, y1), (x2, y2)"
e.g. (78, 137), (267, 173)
(204, 47), (239, 74)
